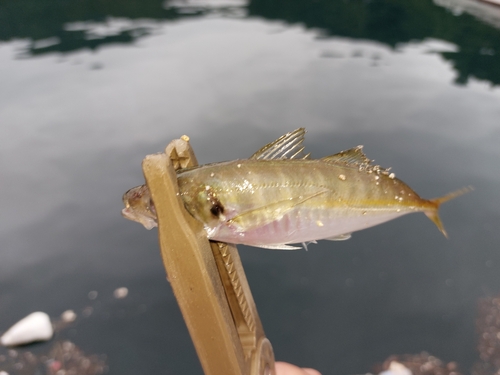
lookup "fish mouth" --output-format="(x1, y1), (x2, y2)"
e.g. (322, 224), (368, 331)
(121, 208), (158, 230)
(121, 207), (133, 220)
(139, 217), (158, 230)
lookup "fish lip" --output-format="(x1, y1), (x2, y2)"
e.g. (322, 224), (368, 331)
(140, 218), (158, 230)
(121, 208), (157, 230)
(121, 208), (132, 219)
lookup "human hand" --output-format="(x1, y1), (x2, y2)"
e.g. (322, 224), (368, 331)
(275, 361), (322, 375)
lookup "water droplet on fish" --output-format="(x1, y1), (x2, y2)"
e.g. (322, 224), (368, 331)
(389, 173), (395, 179)
(396, 209), (401, 212)
(316, 220), (324, 227)
(375, 182), (380, 185)
(338, 174), (346, 181)
(362, 211), (367, 215)
(210, 172), (215, 177)
(374, 176), (380, 181)
(237, 164), (241, 168)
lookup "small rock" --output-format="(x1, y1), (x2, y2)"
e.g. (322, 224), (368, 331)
(0, 312), (53, 347)
(113, 287), (128, 299)
(379, 353), (462, 375)
(380, 361), (413, 375)
(61, 310), (77, 323)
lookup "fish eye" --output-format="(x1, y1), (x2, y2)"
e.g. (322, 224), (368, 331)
(210, 201), (224, 218)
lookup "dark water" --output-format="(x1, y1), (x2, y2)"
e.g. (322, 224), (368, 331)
(1, 0), (499, 374)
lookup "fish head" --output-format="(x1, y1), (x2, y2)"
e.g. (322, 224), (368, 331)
(121, 185), (158, 230)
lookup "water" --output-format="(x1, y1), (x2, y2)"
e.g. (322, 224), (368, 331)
(1, 0), (499, 374)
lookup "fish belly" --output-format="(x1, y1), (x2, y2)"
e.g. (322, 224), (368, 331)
(208, 207), (408, 246)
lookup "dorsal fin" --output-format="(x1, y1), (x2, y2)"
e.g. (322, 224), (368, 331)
(322, 145), (392, 174)
(321, 145), (371, 165)
(250, 128), (310, 160)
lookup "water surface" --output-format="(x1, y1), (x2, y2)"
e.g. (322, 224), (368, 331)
(1, 0), (500, 374)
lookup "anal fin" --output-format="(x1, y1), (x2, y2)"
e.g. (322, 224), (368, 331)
(324, 233), (352, 241)
(252, 244), (302, 250)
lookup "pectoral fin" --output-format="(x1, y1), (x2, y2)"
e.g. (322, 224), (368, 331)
(227, 189), (329, 232)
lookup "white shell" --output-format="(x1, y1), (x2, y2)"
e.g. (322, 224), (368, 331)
(0, 312), (53, 346)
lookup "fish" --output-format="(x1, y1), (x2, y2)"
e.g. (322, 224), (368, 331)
(122, 128), (471, 250)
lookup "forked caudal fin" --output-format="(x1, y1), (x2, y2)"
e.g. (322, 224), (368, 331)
(424, 186), (473, 238)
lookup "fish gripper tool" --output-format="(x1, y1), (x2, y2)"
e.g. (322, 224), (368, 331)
(141, 135), (276, 375)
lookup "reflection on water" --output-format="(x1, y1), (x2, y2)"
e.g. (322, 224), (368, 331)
(1, 0), (500, 374)
(436, 0), (500, 29)
(0, 0), (247, 56)
(2, 0), (500, 85)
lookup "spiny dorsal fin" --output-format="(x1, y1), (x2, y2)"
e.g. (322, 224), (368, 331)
(250, 128), (310, 160)
(321, 145), (371, 165)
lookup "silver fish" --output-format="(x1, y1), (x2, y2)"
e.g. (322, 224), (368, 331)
(122, 128), (470, 249)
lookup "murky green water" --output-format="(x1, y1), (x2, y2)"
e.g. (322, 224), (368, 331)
(1, 0), (500, 374)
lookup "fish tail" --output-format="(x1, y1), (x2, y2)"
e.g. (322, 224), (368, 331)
(424, 186), (473, 238)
